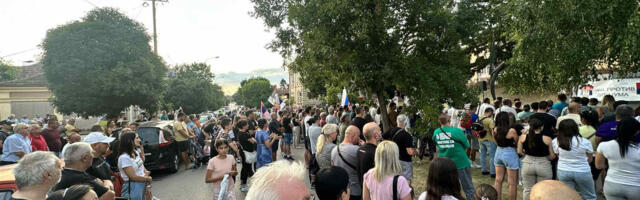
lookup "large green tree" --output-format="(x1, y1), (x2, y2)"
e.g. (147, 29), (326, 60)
(0, 59), (19, 82)
(251, 0), (475, 131)
(164, 63), (226, 114)
(41, 7), (167, 117)
(233, 77), (274, 108)
(501, 0), (640, 94)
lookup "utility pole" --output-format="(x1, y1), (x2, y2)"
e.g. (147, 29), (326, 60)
(152, 0), (157, 54)
(144, 0), (167, 54)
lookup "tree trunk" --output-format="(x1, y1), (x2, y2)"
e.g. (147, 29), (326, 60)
(376, 91), (391, 133)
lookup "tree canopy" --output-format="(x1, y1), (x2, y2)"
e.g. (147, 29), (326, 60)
(500, 0), (640, 94)
(0, 59), (18, 82)
(251, 0), (477, 130)
(41, 7), (167, 118)
(164, 63), (226, 114)
(233, 77), (274, 108)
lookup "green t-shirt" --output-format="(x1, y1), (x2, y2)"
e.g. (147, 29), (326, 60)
(433, 126), (471, 169)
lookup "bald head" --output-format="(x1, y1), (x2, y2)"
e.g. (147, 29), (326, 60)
(568, 102), (581, 114)
(530, 180), (581, 200)
(363, 122), (380, 140)
(344, 125), (361, 144)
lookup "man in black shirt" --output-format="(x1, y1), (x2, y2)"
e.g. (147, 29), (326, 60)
(281, 111), (294, 160)
(268, 113), (282, 161)
(0, 120), (13, 153)
(382, 114), (416, 184)
(357, 122), (380, 186)
(350, 106), (367, 141)
(56, 143), (115, 199)
(84, 132), (116, 190)
(529, 101), (557, 138)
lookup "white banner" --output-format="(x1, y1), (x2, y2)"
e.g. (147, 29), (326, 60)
(577, 79), (640, 101)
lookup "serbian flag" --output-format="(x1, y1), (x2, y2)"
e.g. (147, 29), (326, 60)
(261, 101), (269, 117)
(341, 87), (350, 107)
(636, 82), (640, 94)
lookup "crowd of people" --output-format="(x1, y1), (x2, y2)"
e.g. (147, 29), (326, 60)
(3, 113), (156, 200)
(4, 92), (640, 200)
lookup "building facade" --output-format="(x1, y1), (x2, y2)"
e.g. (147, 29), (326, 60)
(288, 70), (320, 107)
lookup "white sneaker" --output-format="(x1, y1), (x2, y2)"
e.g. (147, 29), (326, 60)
(240, 185), (249, 192)
(471, 163), (481, 168)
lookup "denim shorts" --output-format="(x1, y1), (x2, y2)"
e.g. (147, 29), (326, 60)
(122, 181), (146, 200)
(494, 147), (520, 170)
(283, 133), (293, 145)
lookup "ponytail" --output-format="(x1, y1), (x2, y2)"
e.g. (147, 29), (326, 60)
(316, 134), (327, 153)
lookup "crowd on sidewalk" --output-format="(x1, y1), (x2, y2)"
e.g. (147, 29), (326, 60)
(3, 92), (639, 200)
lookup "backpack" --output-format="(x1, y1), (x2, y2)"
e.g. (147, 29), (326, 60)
(460, 112), (473, 130)
(471, 117), (488, 138)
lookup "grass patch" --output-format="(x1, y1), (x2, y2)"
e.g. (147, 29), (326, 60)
(412, 158), (523, 200)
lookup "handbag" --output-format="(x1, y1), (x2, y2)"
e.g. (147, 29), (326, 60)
(243, 150), (257, 164)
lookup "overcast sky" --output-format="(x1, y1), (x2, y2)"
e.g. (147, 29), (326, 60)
(0, 0), (285, 74)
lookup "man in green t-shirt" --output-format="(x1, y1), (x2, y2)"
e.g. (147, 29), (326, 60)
(433, 113), (474, 200)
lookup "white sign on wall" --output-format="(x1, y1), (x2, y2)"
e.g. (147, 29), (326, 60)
(577, 79), (640, 101)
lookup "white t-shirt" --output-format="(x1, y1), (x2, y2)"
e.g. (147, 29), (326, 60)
(118, 152), (146, 181)
(477, 103), (495, 116)
(597, 141), (640, 186)
(418, 192), (459, 200)
(552, 136), (593, 172)
(308, 124), (322, 154)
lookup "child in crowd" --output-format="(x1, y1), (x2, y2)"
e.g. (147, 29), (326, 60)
(475, 184), (498, 200)
(205, 139), (237, 200)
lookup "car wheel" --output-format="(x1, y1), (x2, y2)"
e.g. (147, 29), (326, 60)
(168, 154), (179, 173)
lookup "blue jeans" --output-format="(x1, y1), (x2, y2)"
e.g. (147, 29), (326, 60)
(458, 167), (475, 200)
(122, 181), (146, 200)
(479, 140), (496, 174)
(557, 170), (596, 200)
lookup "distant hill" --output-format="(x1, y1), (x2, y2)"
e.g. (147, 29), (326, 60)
(214, 68), (288, 95)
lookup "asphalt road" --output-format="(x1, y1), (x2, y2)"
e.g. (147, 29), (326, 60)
(150, 142), (312, 200)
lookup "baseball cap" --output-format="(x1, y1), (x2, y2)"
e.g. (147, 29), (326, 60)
(84, 132), (115, 144)
(0, 120), (13, 125)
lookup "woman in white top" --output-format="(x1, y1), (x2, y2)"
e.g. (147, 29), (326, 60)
(418, 157), (463, 200)
(553, 119), (595, 200)
(118, 132), (152, 200)
(596, 117), (640, 200)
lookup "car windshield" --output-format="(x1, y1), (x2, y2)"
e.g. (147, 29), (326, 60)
(138, 127), (159, 145)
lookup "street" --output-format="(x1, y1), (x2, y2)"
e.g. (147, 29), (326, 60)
(150, 143), (312, 200)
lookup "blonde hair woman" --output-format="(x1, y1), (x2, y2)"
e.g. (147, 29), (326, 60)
(363, 141), (412, 200)
(316, 124), (338, 170)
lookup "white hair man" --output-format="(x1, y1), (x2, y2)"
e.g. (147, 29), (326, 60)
(0, 123), (32, 165)
(11, 151), (62, 200)
(55, 142), (115, 200)
(246, 160), (311, 200)
(382, 114), (417, 185)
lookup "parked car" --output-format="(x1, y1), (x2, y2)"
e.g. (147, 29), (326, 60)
(0, 164), (17, 200)
(137, 121), (179, 173)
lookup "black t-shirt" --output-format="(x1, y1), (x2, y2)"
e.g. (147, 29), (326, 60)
(529, 113), (557, 138)
(0, 131), (8, 152)
(382, 127), (413, 162)
(269, 121), (281, 135)
(203, 123), (216, 135)
(351, 117), (367, 133)
(282, 117), (292, 134)
(512, 124), (525, 136)
(357, 143), (377, 186)
(55, 169), (109, 197)
(86, 157), (113, 181)
(238, 131), (255, 152)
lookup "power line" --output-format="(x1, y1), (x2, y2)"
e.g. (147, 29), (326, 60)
(82, 0), (98, 8)
(0, 48), (38, 59)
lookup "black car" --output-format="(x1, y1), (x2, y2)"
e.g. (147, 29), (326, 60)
(137, 121), (180, 173)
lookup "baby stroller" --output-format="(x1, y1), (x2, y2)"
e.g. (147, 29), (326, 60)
(189, 137), (207, 168)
